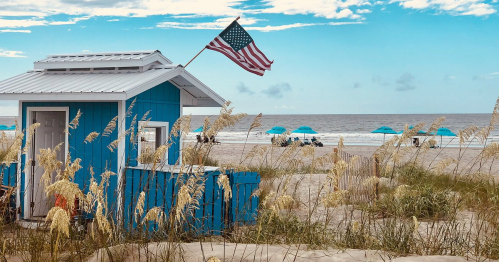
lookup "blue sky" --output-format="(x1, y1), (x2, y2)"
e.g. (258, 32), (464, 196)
(0, 0), (498, 116)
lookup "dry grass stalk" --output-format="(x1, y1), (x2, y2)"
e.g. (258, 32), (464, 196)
(84, 131), (100, 144)
(103, 116), (118, 137)
(217, 174), (232, 202)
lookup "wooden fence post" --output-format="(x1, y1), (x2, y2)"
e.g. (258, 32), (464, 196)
(333, 148), (339, 191)
(373, 154), (380, 200)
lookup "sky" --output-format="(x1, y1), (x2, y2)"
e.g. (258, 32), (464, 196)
(0, 0), (498, 116)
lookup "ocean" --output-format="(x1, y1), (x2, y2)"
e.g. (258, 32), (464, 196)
(1, 114), (496, 147)
(188, 113), (497, 147)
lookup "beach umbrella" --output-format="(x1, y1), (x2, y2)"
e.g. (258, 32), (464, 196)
(431, 127), (456, 147)
(7, 125), (15, 130)
(371, 126), (398, 143)
(291, 126), (318, 139)
(193, 126), (210, 132)
(0, 125), (8, 130)
(266, 126), (286, 135)
(397, 126), (427, 135)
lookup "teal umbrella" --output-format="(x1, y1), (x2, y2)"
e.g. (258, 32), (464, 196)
(291, 126), (318, 139)
(371, 126), (398, 143)
(0, 125), (8, 130)
(397, 126), (426, 135)
(193, 126), (210, 132)
(266, 126), (286, 135)
(430, 127), (456, 147)
(7, 125), (16, 130)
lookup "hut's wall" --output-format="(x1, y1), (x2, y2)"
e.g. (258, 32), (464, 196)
(125, 81), (181, 166)
(21, 102), (119, 216)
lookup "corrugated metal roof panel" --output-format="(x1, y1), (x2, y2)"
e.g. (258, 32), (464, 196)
(0, 68), (175, 94)
(0, 66), (225, 106)
(34, 50), (172, 69)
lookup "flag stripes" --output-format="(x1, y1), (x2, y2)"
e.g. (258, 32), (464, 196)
(207, 36), (266, 76)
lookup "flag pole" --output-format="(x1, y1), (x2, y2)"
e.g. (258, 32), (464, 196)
(184, 16), (240, 68)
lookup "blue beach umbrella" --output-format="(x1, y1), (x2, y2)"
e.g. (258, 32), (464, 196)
(193, 126), (210, 133)
(0, 125), (8, 130)
(371, 126), (398, 143)
(291, 126), (318, 139)
(431, 127), (456, 147)
(266, 126), (286, 135)
(7, 125), (16, 130)
(397, 126), (427, 135)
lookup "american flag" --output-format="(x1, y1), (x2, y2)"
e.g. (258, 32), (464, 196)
(206, 20), (273, 76)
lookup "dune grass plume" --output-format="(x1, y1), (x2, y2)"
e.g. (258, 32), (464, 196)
(0, 99), (498, 261)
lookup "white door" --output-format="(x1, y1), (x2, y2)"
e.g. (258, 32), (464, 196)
(31, 111), (66, 217)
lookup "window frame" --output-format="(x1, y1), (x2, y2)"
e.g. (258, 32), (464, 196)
(137, 120), (169, 165)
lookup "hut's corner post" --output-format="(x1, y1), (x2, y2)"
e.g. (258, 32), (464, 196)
(373, 154), (380, 201)
(116, 100), (127, 230)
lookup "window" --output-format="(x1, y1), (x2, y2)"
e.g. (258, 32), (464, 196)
(138, 121), (169, 165)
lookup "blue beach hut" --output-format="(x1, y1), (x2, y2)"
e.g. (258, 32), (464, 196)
(0, 50), (259, 231)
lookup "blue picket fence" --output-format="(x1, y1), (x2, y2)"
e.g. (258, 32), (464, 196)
(0, 163), (17, 187)
(123, 167), (260, 235)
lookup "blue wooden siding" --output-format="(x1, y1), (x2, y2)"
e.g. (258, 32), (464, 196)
(124, 168), (260, 235)
(125, 81), (180, 166)
(230, 172), (260, 225)
(1, 163), (17, 187)
(21, 102), (118, 217)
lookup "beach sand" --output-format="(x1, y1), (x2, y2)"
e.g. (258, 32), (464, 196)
(204, 143), (499, 175)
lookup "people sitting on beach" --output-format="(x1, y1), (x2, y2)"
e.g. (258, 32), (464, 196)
(429, 139), (439, 149)
(293, 137), (305, 147)
(210, 135), (221, 144)
(304, 138), (311, 145)
(311, 136), (324, 147)
(271, 137), (288, 147)
(413, 137), (420, 147)
(287, 137), (292, 145)
(196, 135), (203, 143)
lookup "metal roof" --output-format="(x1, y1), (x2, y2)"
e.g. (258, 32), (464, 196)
(34, 50), (172, 70)
(0, 65), (225, 107)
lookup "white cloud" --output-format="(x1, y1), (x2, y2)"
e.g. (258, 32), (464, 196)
(473, 72), (499, 80)
(158, 17), (262, 30)
(245, 23), (318, 31)
(0, 29), (31, 33)
(0, 18), (46, 28)
(107, 19), (119, 22)
(0, 49), (26, 58)
(0, 10), (48, 17)
(0, 0), (245, 18)
(328, 21), (364, 25)
(262, 0), (370, 19)
(49, 16), (90, 25)
(157, 18), (363, 32)
(391, 0), (496, 16)
(356, 9), (373, 13)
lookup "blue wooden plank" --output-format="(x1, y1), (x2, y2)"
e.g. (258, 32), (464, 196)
(147, 170), (156, 231)
(204, 173), (214, 234)
(212, 172), (223, 234)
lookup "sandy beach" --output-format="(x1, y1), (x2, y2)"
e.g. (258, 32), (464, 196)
(203, 142), (499, 176)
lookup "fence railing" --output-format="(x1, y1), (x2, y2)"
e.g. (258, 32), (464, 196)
(0, 163), (17, 187)
(335, 149), (379, 203)
(123, 167), (260, 235)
